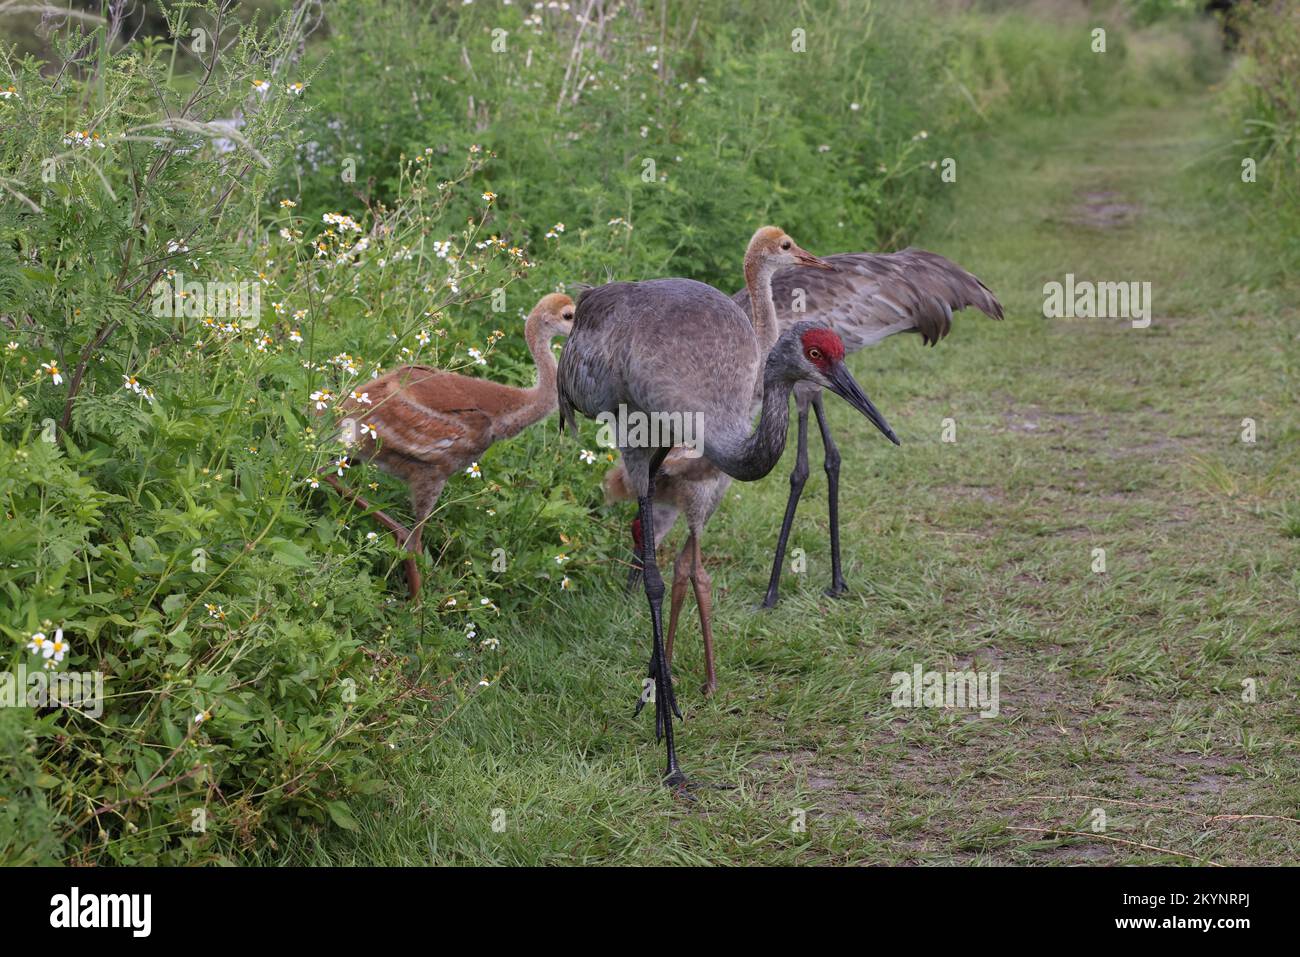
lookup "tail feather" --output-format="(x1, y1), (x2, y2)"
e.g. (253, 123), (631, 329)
(557, 384), (579, 438)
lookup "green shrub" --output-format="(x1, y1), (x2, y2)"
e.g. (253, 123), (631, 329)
(0, 0), (549, 864)
(1222, 0), (1300, 269)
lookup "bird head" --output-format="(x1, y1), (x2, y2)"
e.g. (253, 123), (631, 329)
(776, 321), (900, 446)
(747, 226), (834, 271)
(528, 292), (575, 339)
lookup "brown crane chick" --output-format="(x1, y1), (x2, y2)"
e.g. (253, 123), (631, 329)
(323, 293), (574, 599)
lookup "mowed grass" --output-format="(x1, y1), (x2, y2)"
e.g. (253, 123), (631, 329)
(272, 93), (1300, 866)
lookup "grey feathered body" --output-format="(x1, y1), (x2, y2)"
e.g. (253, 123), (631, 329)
(559, 278), (762, 469)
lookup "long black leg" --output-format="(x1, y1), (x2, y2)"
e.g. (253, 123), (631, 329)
(761, 398), (811, 609)
(812, 392), (847, 597)
(630, 450), (685, 787)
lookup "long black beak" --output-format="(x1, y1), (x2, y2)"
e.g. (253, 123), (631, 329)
(825, 362), (900, 445)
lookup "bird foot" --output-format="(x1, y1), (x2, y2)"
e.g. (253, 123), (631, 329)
(824, 581), (849, 599)
(758, 591), (780, 611)
(701, 679), (717, 698)
(663, 769), (695, 798)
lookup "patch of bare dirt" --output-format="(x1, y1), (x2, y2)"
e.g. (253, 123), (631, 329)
(1068, 189), (1143, 229)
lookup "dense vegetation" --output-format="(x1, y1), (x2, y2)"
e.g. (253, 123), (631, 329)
(1222, 1), (1300, 269)
(0, 0), (1288, 865)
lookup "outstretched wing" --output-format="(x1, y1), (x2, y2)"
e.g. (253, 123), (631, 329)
(734, 248), (1003, 351)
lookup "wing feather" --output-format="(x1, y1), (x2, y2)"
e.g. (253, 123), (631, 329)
(733, 248), (1003, 350)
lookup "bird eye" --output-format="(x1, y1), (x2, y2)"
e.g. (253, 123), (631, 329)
(781, 240), (791, 250)
(808, 348), (822, 360)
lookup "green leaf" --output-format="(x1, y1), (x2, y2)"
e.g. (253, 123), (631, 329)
(326, 800), (360, 831)
(20, 266), (56, 285)
(268, 538), (312, 567)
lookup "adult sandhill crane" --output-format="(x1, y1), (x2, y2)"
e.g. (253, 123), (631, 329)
(558, 228), (899, 787)
(323, 293), (574, 599)
(596, 226), (828, 700)
(732, 249), (1003, 607)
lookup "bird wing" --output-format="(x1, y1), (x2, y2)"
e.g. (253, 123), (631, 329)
(733, 249), (1003, 350)
(343, 366), (497, 463)
(558, 283), (630, 434)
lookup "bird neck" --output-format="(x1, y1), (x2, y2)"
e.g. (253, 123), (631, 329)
(742, 253), (781, 354)
(705, 356), (795, 482)
(502, 319), (560, 439)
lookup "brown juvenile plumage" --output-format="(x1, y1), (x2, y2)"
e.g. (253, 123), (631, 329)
(323, 293), (574, 599)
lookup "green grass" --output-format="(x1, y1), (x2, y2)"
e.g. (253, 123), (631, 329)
(266, 91), (1300, 866)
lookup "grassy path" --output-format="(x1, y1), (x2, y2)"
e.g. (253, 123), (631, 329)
(283, 91), (1299, 865)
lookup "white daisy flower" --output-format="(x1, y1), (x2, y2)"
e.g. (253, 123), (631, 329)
(45, 628), (68, 663)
